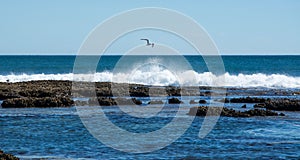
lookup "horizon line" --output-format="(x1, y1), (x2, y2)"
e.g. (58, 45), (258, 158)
(0, 53), (300, 56)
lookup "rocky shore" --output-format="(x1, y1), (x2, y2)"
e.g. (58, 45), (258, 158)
(0, 150), (19, 160)
(0, 81), (299, 115)
(255, 98), (300, 111)
(2, 97), (74, 108)
(188, 106), (284, 117)
(0, 80), (73, 108)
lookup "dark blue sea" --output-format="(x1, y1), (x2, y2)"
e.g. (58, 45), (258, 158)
(1, 55), (300, 88)
(1, 55), (300, 159)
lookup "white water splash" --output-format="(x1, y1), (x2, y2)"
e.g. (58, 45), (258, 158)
(1, 71), (300, 88)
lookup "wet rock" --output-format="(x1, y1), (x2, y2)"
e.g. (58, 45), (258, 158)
(168, 98), (182, 104)
(188, 106), (280, 117)
(131, 98), (142, 105)
(243, 109), (279, 116)
(88, 97), (117, 106)
(189, 106), (223, 116)
(0, 89), (20, 100)
(0, 80), (72, 100)
(217, 98), (230, 103)
(129, 85), (150, 97)
(189, 100), (198, 104)
(253, 103), (266, 108)
(199, 100), (207, 104)
(1, 97), (74, 108)
(0, 150), (19, 160)
(149, 100), (164, 105)
(96, 87), (113, 97)
(241, 104), (247, 108)
(293, 92), (300, 95)
(115, 98), (142, 105)
(263, 99), (300, 111)
(99, 97), (118, 106)
(88, 97), (143, 106)
(166, 86), (181, 96)
(204, 91), (211, 95)
(74, 100), (88, 106)
(229, 97), (266, 103)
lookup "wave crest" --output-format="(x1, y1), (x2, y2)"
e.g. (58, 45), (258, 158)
(1, 71), (299, 88)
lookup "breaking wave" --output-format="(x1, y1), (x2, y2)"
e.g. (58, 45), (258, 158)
(1, 71), (300, 88)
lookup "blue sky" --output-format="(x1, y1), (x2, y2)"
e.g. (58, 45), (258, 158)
(0, 0), (299, 55)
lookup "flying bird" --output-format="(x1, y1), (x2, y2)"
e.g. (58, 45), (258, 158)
(140, 39), (154, 47)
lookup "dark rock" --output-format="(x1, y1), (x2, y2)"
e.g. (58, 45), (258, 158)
(0, 91), (20, 100)
(132, 98), (142, 105)
(229, 97), (266, 103)
(129, 85), (150, 97)
(0, 150), (19, 160)
(96, 87), (113, 97)
(279, 113), (285, 116)
(293, 92), (300, 95)
(188, 106), (281, 117)
(74, 100), (88, 106)
(0, 80), (72, 100)
(241, 104), (247, 108)
(263, 99), (300, 111)
(88, 97), (117, 106)
(115, 98), (142, 105)
(243, 109), (279, 116)
(189, 106), (223, 116)
(253, 103), (266, 108)
(99, 97), (118, 106)
(1, 97), (74, 108)
(166, 86), (181, 96)
(252, 99), (300, 111)
(149, 100), (164, 105)
(168, 98), (182, 104)
(89, 97), (143, 106)
(189, 100), (198, 104)
(205, 91), (211, 95)
(199, 100), (207, 104)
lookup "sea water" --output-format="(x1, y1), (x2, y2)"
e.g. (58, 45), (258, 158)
(1, 55), (300, 159)
(0, 55), (300, 88)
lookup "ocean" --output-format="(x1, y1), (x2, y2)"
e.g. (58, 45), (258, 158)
(1, 55), (300, 88)
(1, 55), (300, 159)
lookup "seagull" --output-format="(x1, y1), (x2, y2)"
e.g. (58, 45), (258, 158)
(140, 39), (154, 47)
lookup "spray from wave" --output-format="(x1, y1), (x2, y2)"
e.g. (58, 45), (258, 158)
(1, 71), (299, 88)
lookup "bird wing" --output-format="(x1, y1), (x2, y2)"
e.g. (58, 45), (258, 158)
(140, 39), (150, 44)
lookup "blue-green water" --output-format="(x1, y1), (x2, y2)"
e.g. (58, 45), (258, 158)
(0, 55), (299, 75)
(0, 55), (300, 87)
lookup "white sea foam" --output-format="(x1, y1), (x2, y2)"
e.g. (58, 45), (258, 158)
(1, 71), (300, 88)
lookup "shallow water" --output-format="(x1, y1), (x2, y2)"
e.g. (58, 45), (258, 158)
(1, 104), (300, 159)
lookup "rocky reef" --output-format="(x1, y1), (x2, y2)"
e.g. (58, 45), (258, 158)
(188, 106), (284, 117)
(168, 97), (183, 104)
(225, 97), (267, 103)
(2, 97), (74, 108)
(254, 98), (300, 111)
(0, 81), (73, 108)
(0, 150), (19, 160)
(0, 81), (299, 111)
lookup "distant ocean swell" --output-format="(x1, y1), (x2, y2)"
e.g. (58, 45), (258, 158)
(1, 71), (299, 88)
